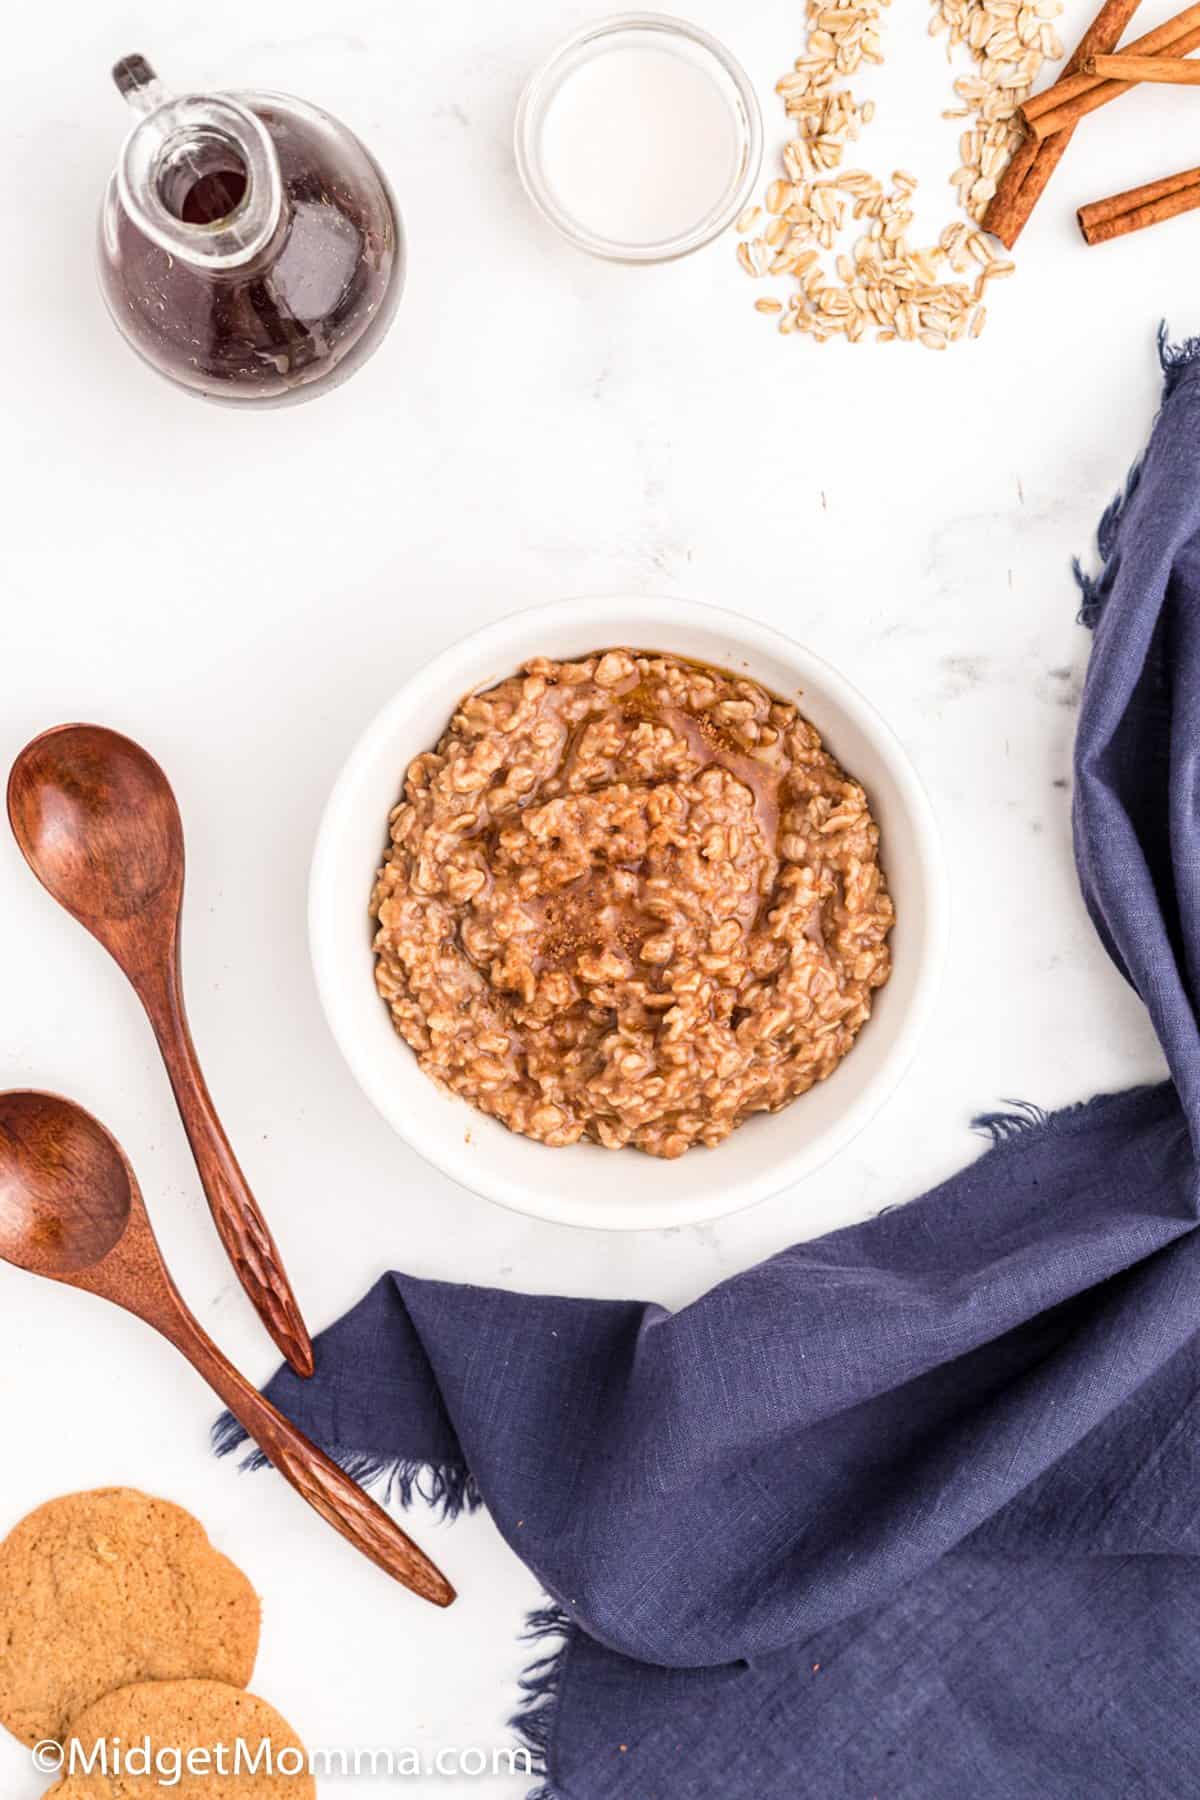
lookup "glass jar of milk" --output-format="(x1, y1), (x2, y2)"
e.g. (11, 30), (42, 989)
(516, 14), (762, 261)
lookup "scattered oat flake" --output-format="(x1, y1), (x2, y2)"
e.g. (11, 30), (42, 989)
(736, 0), (1062, 346)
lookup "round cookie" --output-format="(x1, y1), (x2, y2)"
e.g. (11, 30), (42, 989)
(46, 1680), (313, 1797)
(0, 1489), (260, 1746)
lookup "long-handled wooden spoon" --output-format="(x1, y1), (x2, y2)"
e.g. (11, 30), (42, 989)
(7, 724), (313, 1377)
(0, 1090), (455, 1606)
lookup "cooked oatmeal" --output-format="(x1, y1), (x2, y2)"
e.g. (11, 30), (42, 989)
(370, 649), (894, 1159)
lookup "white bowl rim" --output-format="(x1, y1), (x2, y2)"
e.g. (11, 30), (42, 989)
(309, 595), (949, 1232)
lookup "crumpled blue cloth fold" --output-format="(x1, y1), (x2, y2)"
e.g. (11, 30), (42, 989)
(219, 339), (1200, 1798)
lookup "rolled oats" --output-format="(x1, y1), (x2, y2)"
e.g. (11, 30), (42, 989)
(371, 652), (894, 1160)
(741, 0), (1065, 346)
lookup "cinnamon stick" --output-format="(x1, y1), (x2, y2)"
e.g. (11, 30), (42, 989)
(1023, 2), (1200, 118)
(982, 0), (1142, 248)
(1078, 165), (1200, 242)
(1022, 1), (1200, 140)
(1085, 50), (1200, 79)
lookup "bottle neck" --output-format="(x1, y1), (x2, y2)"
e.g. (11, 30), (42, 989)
(113, 56), (283, 271)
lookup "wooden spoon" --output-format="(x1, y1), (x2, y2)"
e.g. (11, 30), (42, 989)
(0, 1090), (455, 1607)
(7, 724), (313, 1377)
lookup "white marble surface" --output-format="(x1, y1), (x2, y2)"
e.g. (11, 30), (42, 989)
(0, 0), (1190, 1792)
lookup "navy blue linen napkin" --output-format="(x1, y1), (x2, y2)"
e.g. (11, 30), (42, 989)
(220, 337), (1200, 1798)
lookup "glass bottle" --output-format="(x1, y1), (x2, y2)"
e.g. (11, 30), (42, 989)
(97, 55), (404, 406)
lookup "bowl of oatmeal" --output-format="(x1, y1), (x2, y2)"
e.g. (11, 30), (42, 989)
(311, 597), (947, 1230)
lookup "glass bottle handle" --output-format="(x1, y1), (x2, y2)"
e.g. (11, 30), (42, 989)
(112, 54), (171, 116)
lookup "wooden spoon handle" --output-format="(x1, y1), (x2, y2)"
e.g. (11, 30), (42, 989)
(139, 955), (315, 1379)
(163, 1305), (455, 1607)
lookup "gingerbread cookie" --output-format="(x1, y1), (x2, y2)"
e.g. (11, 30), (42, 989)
(47, 1680), (313, 1797)
(0, 1489), (260, 1746)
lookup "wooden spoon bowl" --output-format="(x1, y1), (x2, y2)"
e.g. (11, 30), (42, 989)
(0, 1091), (132, 1275)
(7, 725), (180, 925)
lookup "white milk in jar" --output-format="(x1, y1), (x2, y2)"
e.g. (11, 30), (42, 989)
(517, 19), (762, 259)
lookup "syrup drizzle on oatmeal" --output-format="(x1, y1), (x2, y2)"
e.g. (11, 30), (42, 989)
(629, 695), (785, 869)
(519, 679), (787, 974)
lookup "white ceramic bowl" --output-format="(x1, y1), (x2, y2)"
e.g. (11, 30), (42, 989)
(310, 597), (948, 1231)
